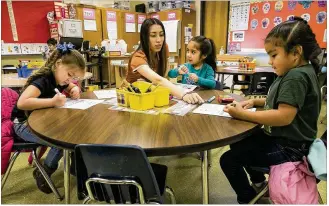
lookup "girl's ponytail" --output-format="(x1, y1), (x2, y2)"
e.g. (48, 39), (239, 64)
(204, 38), (217, 72)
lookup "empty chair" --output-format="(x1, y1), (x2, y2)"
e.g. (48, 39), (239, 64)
(74, 144), (176, 204)
(248, 72), (276, 97)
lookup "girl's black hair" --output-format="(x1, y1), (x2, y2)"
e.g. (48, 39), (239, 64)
(190, 36), (217, 72)
(265, 16), (322, 73)
(135, 18), (167, 77)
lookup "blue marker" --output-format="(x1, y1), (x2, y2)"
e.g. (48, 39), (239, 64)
(206, 96), (215, 103)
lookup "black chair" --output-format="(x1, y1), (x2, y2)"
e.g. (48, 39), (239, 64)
(1, 139), (62, 200)
(230, 75), (251, 93)
(74, 144), (176, 204)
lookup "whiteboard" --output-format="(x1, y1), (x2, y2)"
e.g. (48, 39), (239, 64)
(162, 20), (180, 53)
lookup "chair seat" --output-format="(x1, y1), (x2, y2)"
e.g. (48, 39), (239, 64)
(12, 140), (41, 151)
(233, 81), (250, 85)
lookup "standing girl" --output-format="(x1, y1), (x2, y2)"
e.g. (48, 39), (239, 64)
(126, 18), (204, 104)
(168, 36), (217, 89)
(11, 43), (86, 194)
(220, 16), (322, 203)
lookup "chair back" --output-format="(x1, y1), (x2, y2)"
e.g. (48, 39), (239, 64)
(250, 72), (276, 95)
(74, 144), (163, 204)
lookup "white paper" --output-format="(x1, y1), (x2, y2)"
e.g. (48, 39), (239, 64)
(175, 83), (197, 93)
(162, 20), (180, 52)
(193, 104), (256, 118)
(138, 24), (142, 32)
(229, 2), (250, 31)
(163, 100), (197, 116)
(93, 90), (117, 99)
(126, 23), (135, 33)
(59, 99), (103, 110)
(84, 20), (97, 31)
(107, 21), (117, 40)
(101, 98), (118, 106)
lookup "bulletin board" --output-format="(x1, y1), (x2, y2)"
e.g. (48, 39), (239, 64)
(75, 4), (103, 47)
(1, 1), (54, 43)
(120, 11), (143, 52)
(149, 8), (196, 64)
(101, 8), (122, 41)
(228, 1), (327, 52)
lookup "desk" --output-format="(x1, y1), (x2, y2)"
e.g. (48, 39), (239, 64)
(28, 90), (259, 204)
(103, 56), (130, 88)
(1, 72), (93, 88)
(216, 66), (274, 84)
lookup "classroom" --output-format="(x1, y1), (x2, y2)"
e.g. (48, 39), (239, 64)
(1, 0), (327, 204)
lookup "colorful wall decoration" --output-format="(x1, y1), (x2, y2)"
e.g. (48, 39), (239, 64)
(228, 0), (327, 51)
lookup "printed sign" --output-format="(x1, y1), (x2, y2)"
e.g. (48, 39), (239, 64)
(151, 14), (159, 19)
(138, 15), (146, 24)
(83, 8), (95, 20)
(125, 13), (135, 23)
(168, 12), (176, 20)
(107, 11), (116, 21)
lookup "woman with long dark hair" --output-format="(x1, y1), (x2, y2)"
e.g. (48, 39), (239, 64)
(126, 18), (203, 104)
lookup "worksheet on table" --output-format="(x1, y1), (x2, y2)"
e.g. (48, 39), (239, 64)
(59, 99), (104, 110)
(193, 103), (256, 118)
(93, 90), (117, 99)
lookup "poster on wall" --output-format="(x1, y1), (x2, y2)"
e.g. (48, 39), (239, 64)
(83, 8), (97, 31)
(125, 13), (136, 33)
(106, 11), (117, 40)
(229, 1), (250, 31)
(138, 15), (146, 33)
(2, 43), (21, 54)
(232, 31), (245, 42)
(168, 12), (176, 20)
(151, 14), (160, 19)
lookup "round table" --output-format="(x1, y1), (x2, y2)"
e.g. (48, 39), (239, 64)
(28, 89), (259, 204)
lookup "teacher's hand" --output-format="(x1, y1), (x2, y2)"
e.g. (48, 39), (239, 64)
(182, 93), (204, 104)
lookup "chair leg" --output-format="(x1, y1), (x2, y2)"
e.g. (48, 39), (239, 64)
(165, 186), (176, 204)
(32, 149), (63, 200)
(230, 83), (235, 93)
(248, 184), (269, 204)
(1, 151), (21, 190)
(318, 191), (324, 204)
(83, 196), (91, 204)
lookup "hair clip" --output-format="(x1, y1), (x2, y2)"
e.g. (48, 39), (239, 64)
(57, 42), (75, 54)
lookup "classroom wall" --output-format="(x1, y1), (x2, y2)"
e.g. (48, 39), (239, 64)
(204, 1), (229, 53)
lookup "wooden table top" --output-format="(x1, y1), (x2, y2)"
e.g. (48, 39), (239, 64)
(1, 72), (93, 88)
(28, 90), (259, 156)
(216, 66), (274, 75)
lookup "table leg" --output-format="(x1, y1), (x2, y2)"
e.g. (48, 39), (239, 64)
(64, 150), (71, 204)
(221, 74), (225, 84)
(201, 150), (209, 204)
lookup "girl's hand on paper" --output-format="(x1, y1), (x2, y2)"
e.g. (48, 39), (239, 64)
(178, 65), (189, 75)
(52, 93), (66, 107)
(240, 99), (254, 109)
(183, 93), (204, 104)
(224, 101), (244, 119)
(70, 86), (81, 100)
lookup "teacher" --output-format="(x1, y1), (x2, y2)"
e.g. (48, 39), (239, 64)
(126, 18), (204, 104)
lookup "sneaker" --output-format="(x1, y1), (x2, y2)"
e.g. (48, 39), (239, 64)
(33, 164), (56, 194)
